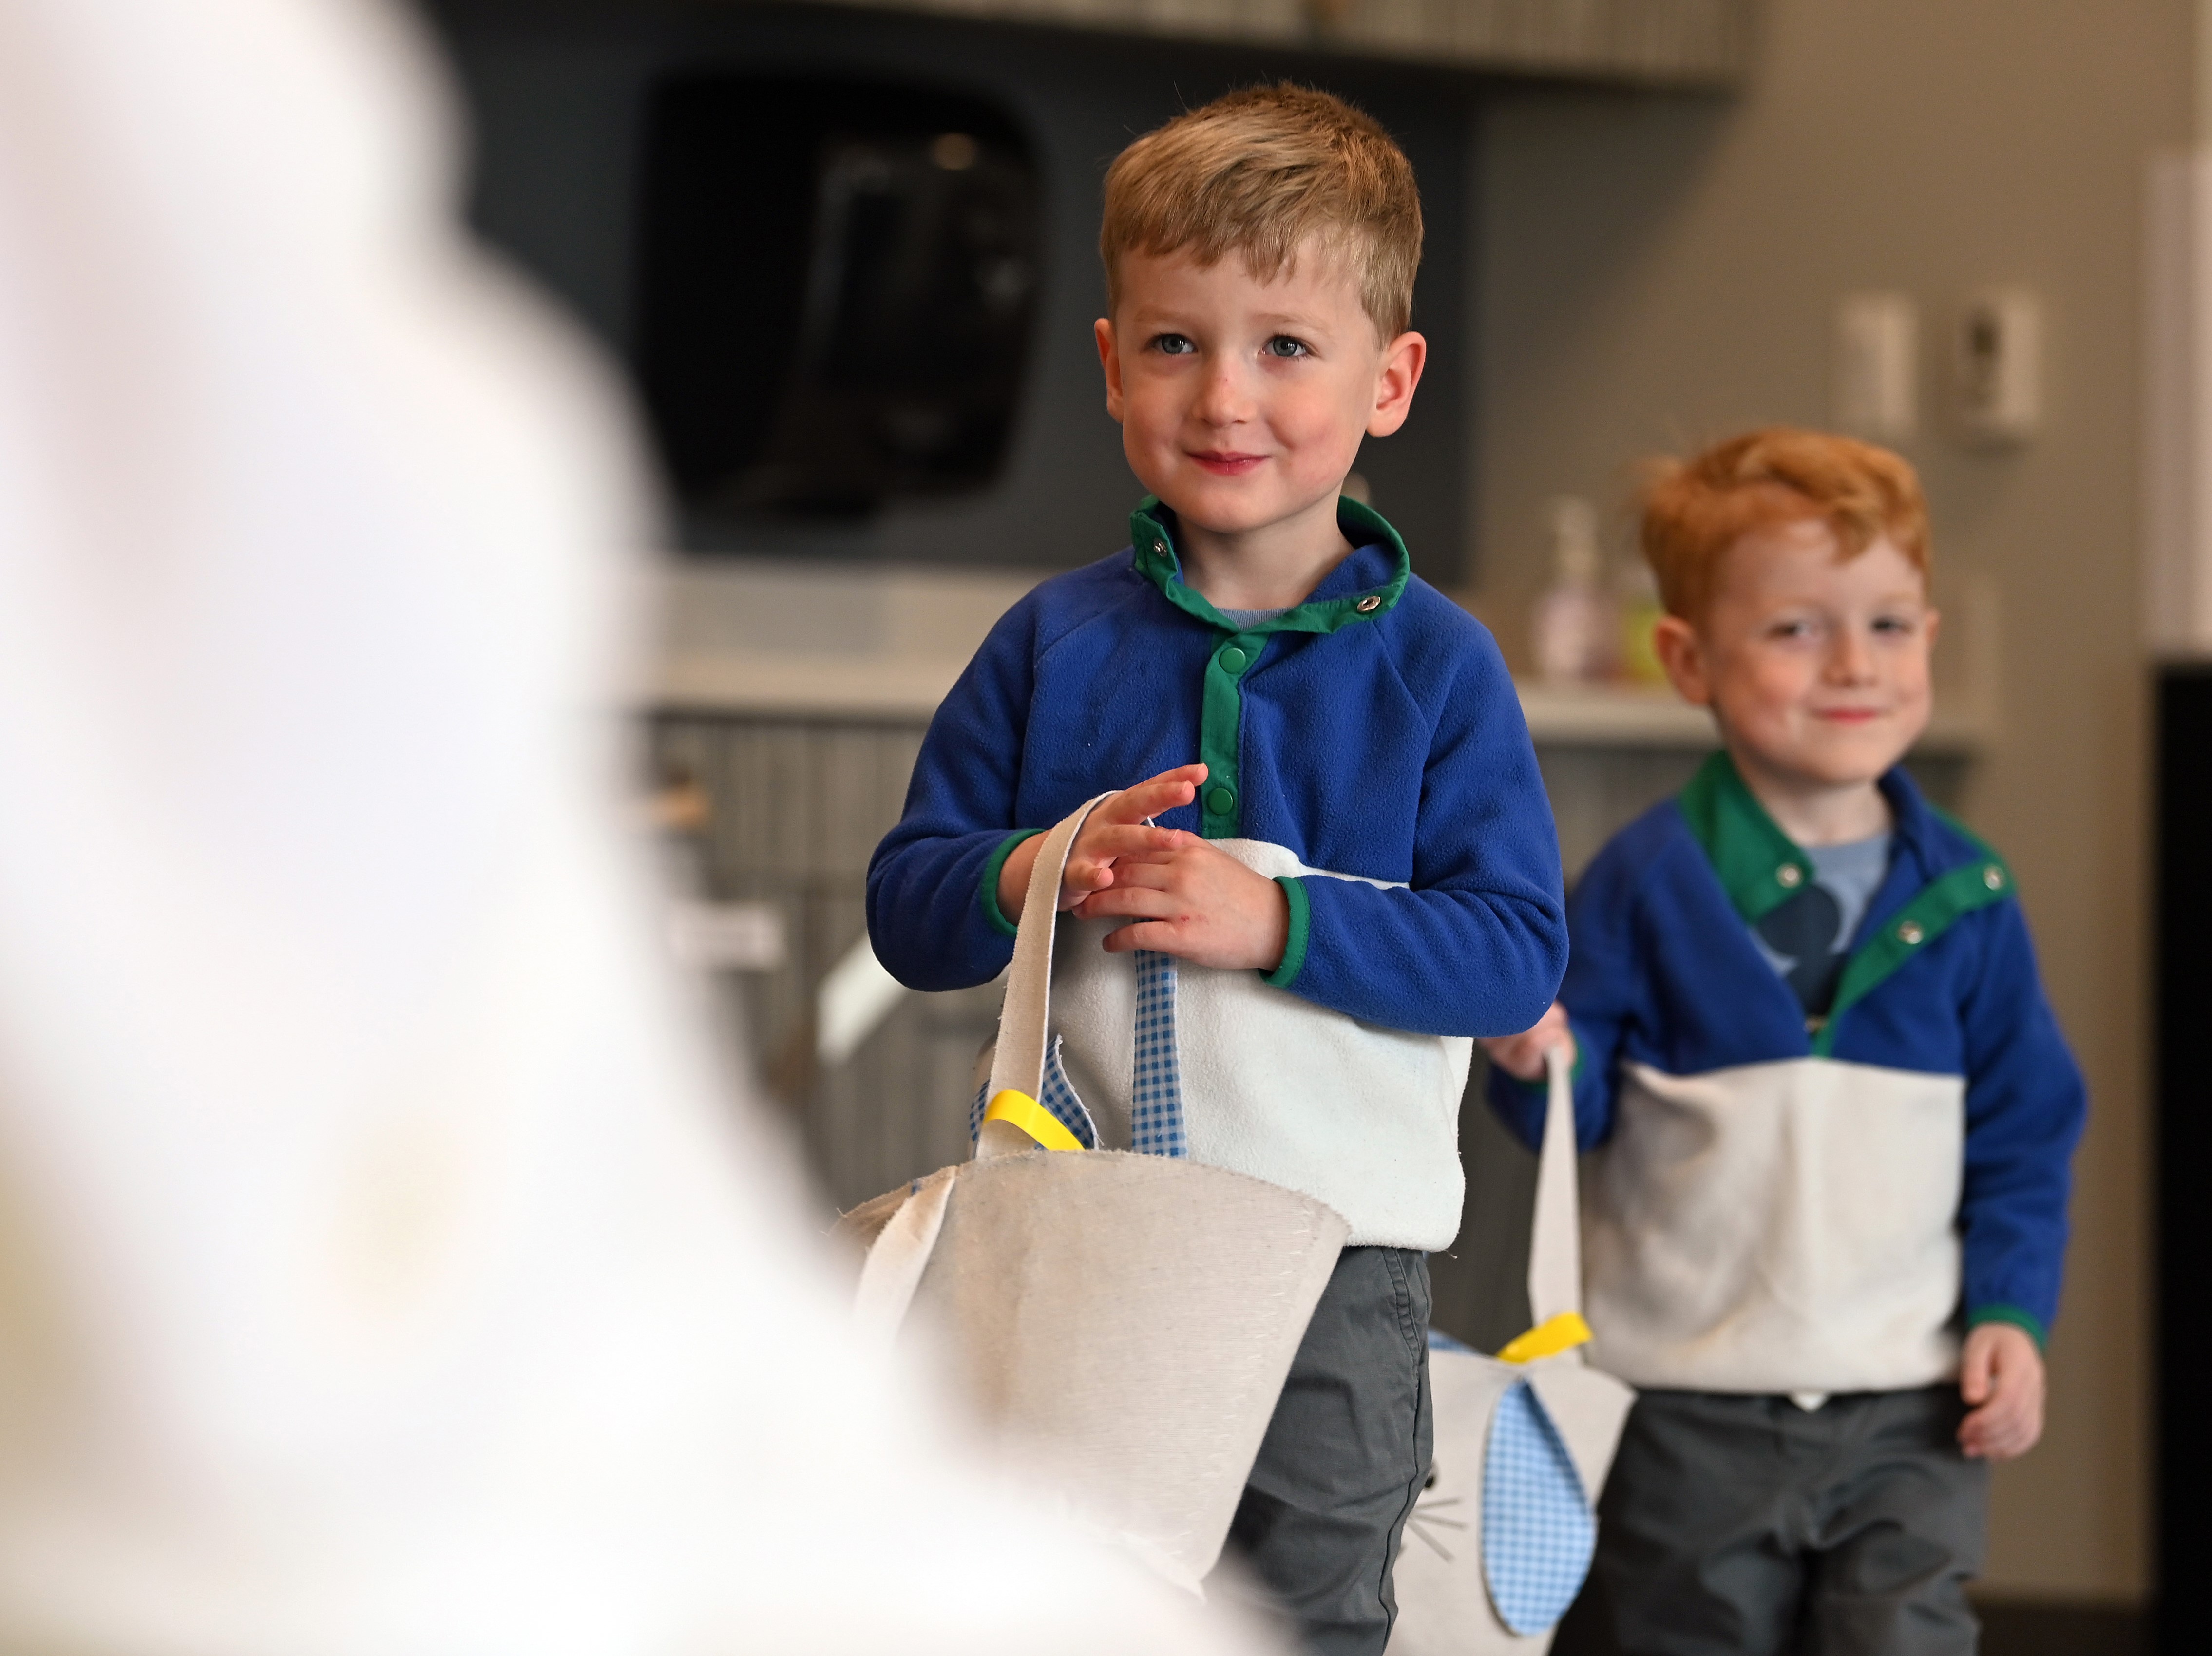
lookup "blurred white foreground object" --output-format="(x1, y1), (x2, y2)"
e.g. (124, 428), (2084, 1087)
(0, 3), (1268, 1652)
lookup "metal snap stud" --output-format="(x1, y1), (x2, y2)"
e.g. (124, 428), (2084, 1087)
(1898, 920), (1925, 945)
(1355, 595), (1381, 613)
(1983, 865), (2004, 890)
(1777, 864), (1803, 889)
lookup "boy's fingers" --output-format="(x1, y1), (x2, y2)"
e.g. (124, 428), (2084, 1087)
(1091, 765), (1205, 821)
(1062, 858), (1114, 894)
(1073, 885), (1182, 923)
(1080, 824), (1186, 860)
(1138, 762), (1209, 789)
(1088, 860), (1177, 891)
(1095, 767), (1206, 824)
(1964, 1397), (2034, 1461)
(1959, 1341), (1993, 1405)
(1959, 1400), (2005, 1454)
(1960, 1378), (2034, 1456)
(1119, 781), (1200, 822)
(1098, 918), (1182, 954)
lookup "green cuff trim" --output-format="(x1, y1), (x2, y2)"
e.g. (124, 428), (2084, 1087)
(980, 829), (1046, 938)
(1968, 1304), (2048, 1350)
(1261, 875), (1311, 988)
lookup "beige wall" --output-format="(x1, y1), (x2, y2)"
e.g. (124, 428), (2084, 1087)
(1472, 1), (2191, 1602)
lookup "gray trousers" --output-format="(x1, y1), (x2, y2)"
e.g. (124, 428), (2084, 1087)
(1210, 1246), (1434, 1656)
(1561, 1386), (1989, 1656)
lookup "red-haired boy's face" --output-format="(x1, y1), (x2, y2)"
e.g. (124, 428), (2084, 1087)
(1658, 518), (1938, 797)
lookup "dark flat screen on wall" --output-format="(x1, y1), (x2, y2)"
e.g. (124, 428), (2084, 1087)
(428, 0), (1473, 583)
(637, 76), (1041, 517)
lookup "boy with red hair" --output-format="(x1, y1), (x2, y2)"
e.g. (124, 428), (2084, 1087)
(1485, 429), (2084, 1656)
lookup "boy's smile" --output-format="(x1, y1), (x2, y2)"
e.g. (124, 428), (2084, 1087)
(1656, 518), (1938, 841)
(1095, 242), (1424, 608)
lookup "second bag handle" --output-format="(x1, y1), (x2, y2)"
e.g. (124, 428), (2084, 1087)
(1499, 1042), (1592, 1361)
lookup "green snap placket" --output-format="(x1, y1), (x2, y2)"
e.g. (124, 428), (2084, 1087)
(1126, 495), (1411, 841)
(1200, 635), (1262, 838)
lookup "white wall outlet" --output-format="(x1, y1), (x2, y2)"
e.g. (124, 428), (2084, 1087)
(1954, 287), (2043, 446)
(1832, 291), (1920, 442)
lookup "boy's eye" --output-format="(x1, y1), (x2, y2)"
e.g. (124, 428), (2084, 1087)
(1767, 618), (1818, 641)
(1150, 333), (1196, 356)
(1263, 335), (1312, 359)
(1872, 613), (1918, 635)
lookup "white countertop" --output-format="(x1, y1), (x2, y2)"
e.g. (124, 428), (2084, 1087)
(648, 558), (1995, 754)
(652, 651), (1989, 753)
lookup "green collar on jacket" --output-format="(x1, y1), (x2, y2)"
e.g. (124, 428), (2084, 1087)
(1678, 750), (2015, 1056)
(1127, 495), (1410, 633)
(1127, 495), (1410, 844)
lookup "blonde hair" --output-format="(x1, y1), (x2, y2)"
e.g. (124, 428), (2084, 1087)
(1641, 427), (1932, 621)
(1099, 83), (1422, 341)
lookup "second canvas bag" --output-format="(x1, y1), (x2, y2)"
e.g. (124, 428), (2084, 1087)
(839, 794), (1350, 1592)
(1388, 1047), (1637, 1655)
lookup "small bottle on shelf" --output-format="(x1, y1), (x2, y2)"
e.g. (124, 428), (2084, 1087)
(1615, 559), (1667, 686)
(1529, 496), (1615, 684)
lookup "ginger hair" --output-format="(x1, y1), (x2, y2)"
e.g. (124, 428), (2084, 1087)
(1099, 83), (1423, 341)
(1641, 427), (1932, 621)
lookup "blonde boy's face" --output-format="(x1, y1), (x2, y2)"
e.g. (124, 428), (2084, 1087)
(1657, 519), (1939, 793)
(1095, 242), (1421, 541)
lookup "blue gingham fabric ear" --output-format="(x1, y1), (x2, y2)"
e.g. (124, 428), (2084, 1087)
(1481, 1378), (1597, 1635)
(969, 1035), (1097, 1149)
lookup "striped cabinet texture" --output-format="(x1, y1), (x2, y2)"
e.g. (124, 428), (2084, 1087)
(651, 708), (1964, 1347)
(649, 714), (1007, 1214)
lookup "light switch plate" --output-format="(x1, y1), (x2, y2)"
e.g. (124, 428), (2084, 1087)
(1832, 290), (1920, 442)
(1954, 287), (2042, 447)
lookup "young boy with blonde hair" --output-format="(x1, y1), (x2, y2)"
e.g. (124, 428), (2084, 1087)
(870, 84), (1568, 1652)
(1484, 428), (2085, 1656)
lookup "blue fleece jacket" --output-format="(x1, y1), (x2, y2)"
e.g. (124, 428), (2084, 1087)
(867, 498), (1568, 1042)
(1488, 753), (2085, 1342)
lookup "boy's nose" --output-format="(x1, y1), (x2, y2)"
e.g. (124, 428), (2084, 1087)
(1826, 627), (1877, 681)
(1193, 360), (1254, 426)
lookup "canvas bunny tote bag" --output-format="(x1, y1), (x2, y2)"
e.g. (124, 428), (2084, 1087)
(1387, 1048), (1638, 1655)
(840, 795), (1351, 1593)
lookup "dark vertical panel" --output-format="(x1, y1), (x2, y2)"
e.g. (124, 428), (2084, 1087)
(2156, 663), (2212, 1653)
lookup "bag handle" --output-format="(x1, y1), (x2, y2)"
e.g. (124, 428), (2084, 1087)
(977, 795), (1115, 1156)
(1498, 1043), (1592, 1363)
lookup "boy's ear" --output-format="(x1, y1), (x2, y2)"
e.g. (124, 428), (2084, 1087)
(1366, 330), (1427, 438)
(1652, 614), (1712, 706)
(1094, 319), (1125, 423)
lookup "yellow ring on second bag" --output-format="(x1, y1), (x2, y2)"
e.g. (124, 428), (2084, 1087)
(983, 1089), (1085, 1153)
(1497, 1311), (1594, 1365)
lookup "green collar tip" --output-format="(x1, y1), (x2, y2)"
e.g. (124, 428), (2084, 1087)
(1679, 751), (1807, 925)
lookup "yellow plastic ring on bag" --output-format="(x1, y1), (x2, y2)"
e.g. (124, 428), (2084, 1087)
(983, 1089), (1086, 1153)
(1497, 1311), (1593, 1365)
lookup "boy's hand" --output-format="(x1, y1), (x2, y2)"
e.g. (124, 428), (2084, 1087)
(1072, 834), (1290, 973)
(1957, 1322), (2045, 1460)
(1479, 1002), (1574, 1082)
(996, 764), (1207, 924)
